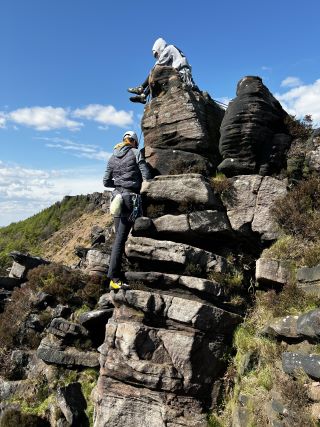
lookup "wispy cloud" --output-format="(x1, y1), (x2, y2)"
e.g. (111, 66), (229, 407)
(0, 113), (6, 128)
(8, 106), (82, 131)
(36, 136), (111, 161)
(73, 104), (133, 127)
(276, 78), (320, 124)
(261, 65), (272, 71)
(0, 160), (106, 226)
(280, 76), (303, 88)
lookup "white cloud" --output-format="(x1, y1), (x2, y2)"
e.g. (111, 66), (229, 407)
(0, 113), (6, 128)
(276, 78), (320, 125)
(0, 161), (106, 226)
(261, 66), (272, 71)
(73, 104), (133, 127)
(36, 137), (111, 161)
(280, 76), (303, 88)
(8, 106), (82, 131)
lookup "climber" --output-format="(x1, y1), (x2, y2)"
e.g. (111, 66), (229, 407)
(103, 130), (151, 291)
(128, 37), (197, 104)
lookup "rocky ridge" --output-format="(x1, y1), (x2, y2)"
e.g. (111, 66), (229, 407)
(0, 69), (320, 427)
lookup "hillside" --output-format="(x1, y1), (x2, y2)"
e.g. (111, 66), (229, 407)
(0, 193), (108, 274)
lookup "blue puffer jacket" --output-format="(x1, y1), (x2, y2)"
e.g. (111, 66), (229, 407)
(103, 144), (151, 193)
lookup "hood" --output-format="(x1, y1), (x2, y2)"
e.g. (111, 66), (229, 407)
(113, 143), (132, 158)
(152, 38), (167, 57)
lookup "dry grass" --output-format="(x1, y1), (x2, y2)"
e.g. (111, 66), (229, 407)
(41, 209), (111, 265)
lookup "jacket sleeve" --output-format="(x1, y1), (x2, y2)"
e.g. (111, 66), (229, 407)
(133, 149), (152, 181)
(102, 159), (115, 187)
(156, 46), (173, 67)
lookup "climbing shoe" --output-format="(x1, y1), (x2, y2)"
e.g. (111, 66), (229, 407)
(127, 86), (144, 95)
(129, 94), (147, 104)
(109, 280), (131, 291)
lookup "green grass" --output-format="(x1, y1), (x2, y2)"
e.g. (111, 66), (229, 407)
(0, 195), (93, 274)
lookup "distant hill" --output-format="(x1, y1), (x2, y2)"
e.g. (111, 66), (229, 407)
(0, 193), (109, 274)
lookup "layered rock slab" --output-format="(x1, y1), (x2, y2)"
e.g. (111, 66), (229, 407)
(141, 173), (220, 213)
(93, 290), (241, 426)
(93, 377), (207, 427)
(125, 236), (227, 275)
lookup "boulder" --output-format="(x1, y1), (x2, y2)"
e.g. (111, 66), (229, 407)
(125, 236), (227, 275)
(133, 211), (233, 247)
(282, 352), (320, 379)
(256, 258), (293, 286)
(141, 174), (220, 215)
(85, 248), (110, 277)
(222, 175), (287, 241)
(218, 75), (291, 176)
(92, 377), (208, 427)
(56, 382), (88, 426)
(262, 315), (299, 339)
(47, 318), (89, 342)
(9, 251), (50, 279)
(111, 290), (241, 334)
(306, 128), (320, 173)
(297, 310), (320, 339)
(142, 65), (224, 176)
(37, 335), (99, 368)
(297, 264), (320, 296)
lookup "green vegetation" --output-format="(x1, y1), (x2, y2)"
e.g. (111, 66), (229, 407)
(26, 263), (106, 307)
(264, 175), (320, 268)
(0, 195), (94, 274)
(209, 287), (319, 426)
(210, 173), (232, 194)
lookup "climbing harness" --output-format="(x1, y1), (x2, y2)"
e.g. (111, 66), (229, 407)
(129, 193), (143, 222)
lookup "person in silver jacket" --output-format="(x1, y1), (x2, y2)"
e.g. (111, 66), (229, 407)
(128, 37), (197, 104)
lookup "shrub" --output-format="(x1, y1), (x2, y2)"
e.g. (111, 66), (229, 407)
(272, 176), (320, 241)
(26, 264), (105, 308)
(258, 283), (320, 317)
(210, 173), (233, 194)
(285, 114), (313, 141)
(0, 409), (50, 427)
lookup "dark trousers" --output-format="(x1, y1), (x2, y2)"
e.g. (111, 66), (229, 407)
(107, 194), (133, 281)
(141, 76), (150, 96)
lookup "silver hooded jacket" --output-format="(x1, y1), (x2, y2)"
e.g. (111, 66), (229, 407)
(152, 38), (190, 71)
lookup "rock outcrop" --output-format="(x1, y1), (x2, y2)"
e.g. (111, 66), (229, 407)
(142, 66), (225, 176)
(218, 76), (291, 176)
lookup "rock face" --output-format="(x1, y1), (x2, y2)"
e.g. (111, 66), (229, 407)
(218, 76), (291, 176)
(256, 258), (293, 286)
(142, 66), (225, 176)
(9, 251), (50, 280)
(125, 236), (227, 275)
(222, 175), (287, 241)
(297, 264), (320, 296)
(93, 290), (241, 426)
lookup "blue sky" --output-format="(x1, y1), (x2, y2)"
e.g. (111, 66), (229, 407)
(1, 0), (320, 226)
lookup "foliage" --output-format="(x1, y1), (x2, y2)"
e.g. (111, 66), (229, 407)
(26, 263), (106, 308)
(210, 173), (233, 194)
(272, 176), (320, 241)
(0, 409), (50, 427)
(285, 114), (313, 141)
(257, 284), (320, 318)
(0, 195), (93, 274)
(0, 286), (36, 349)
